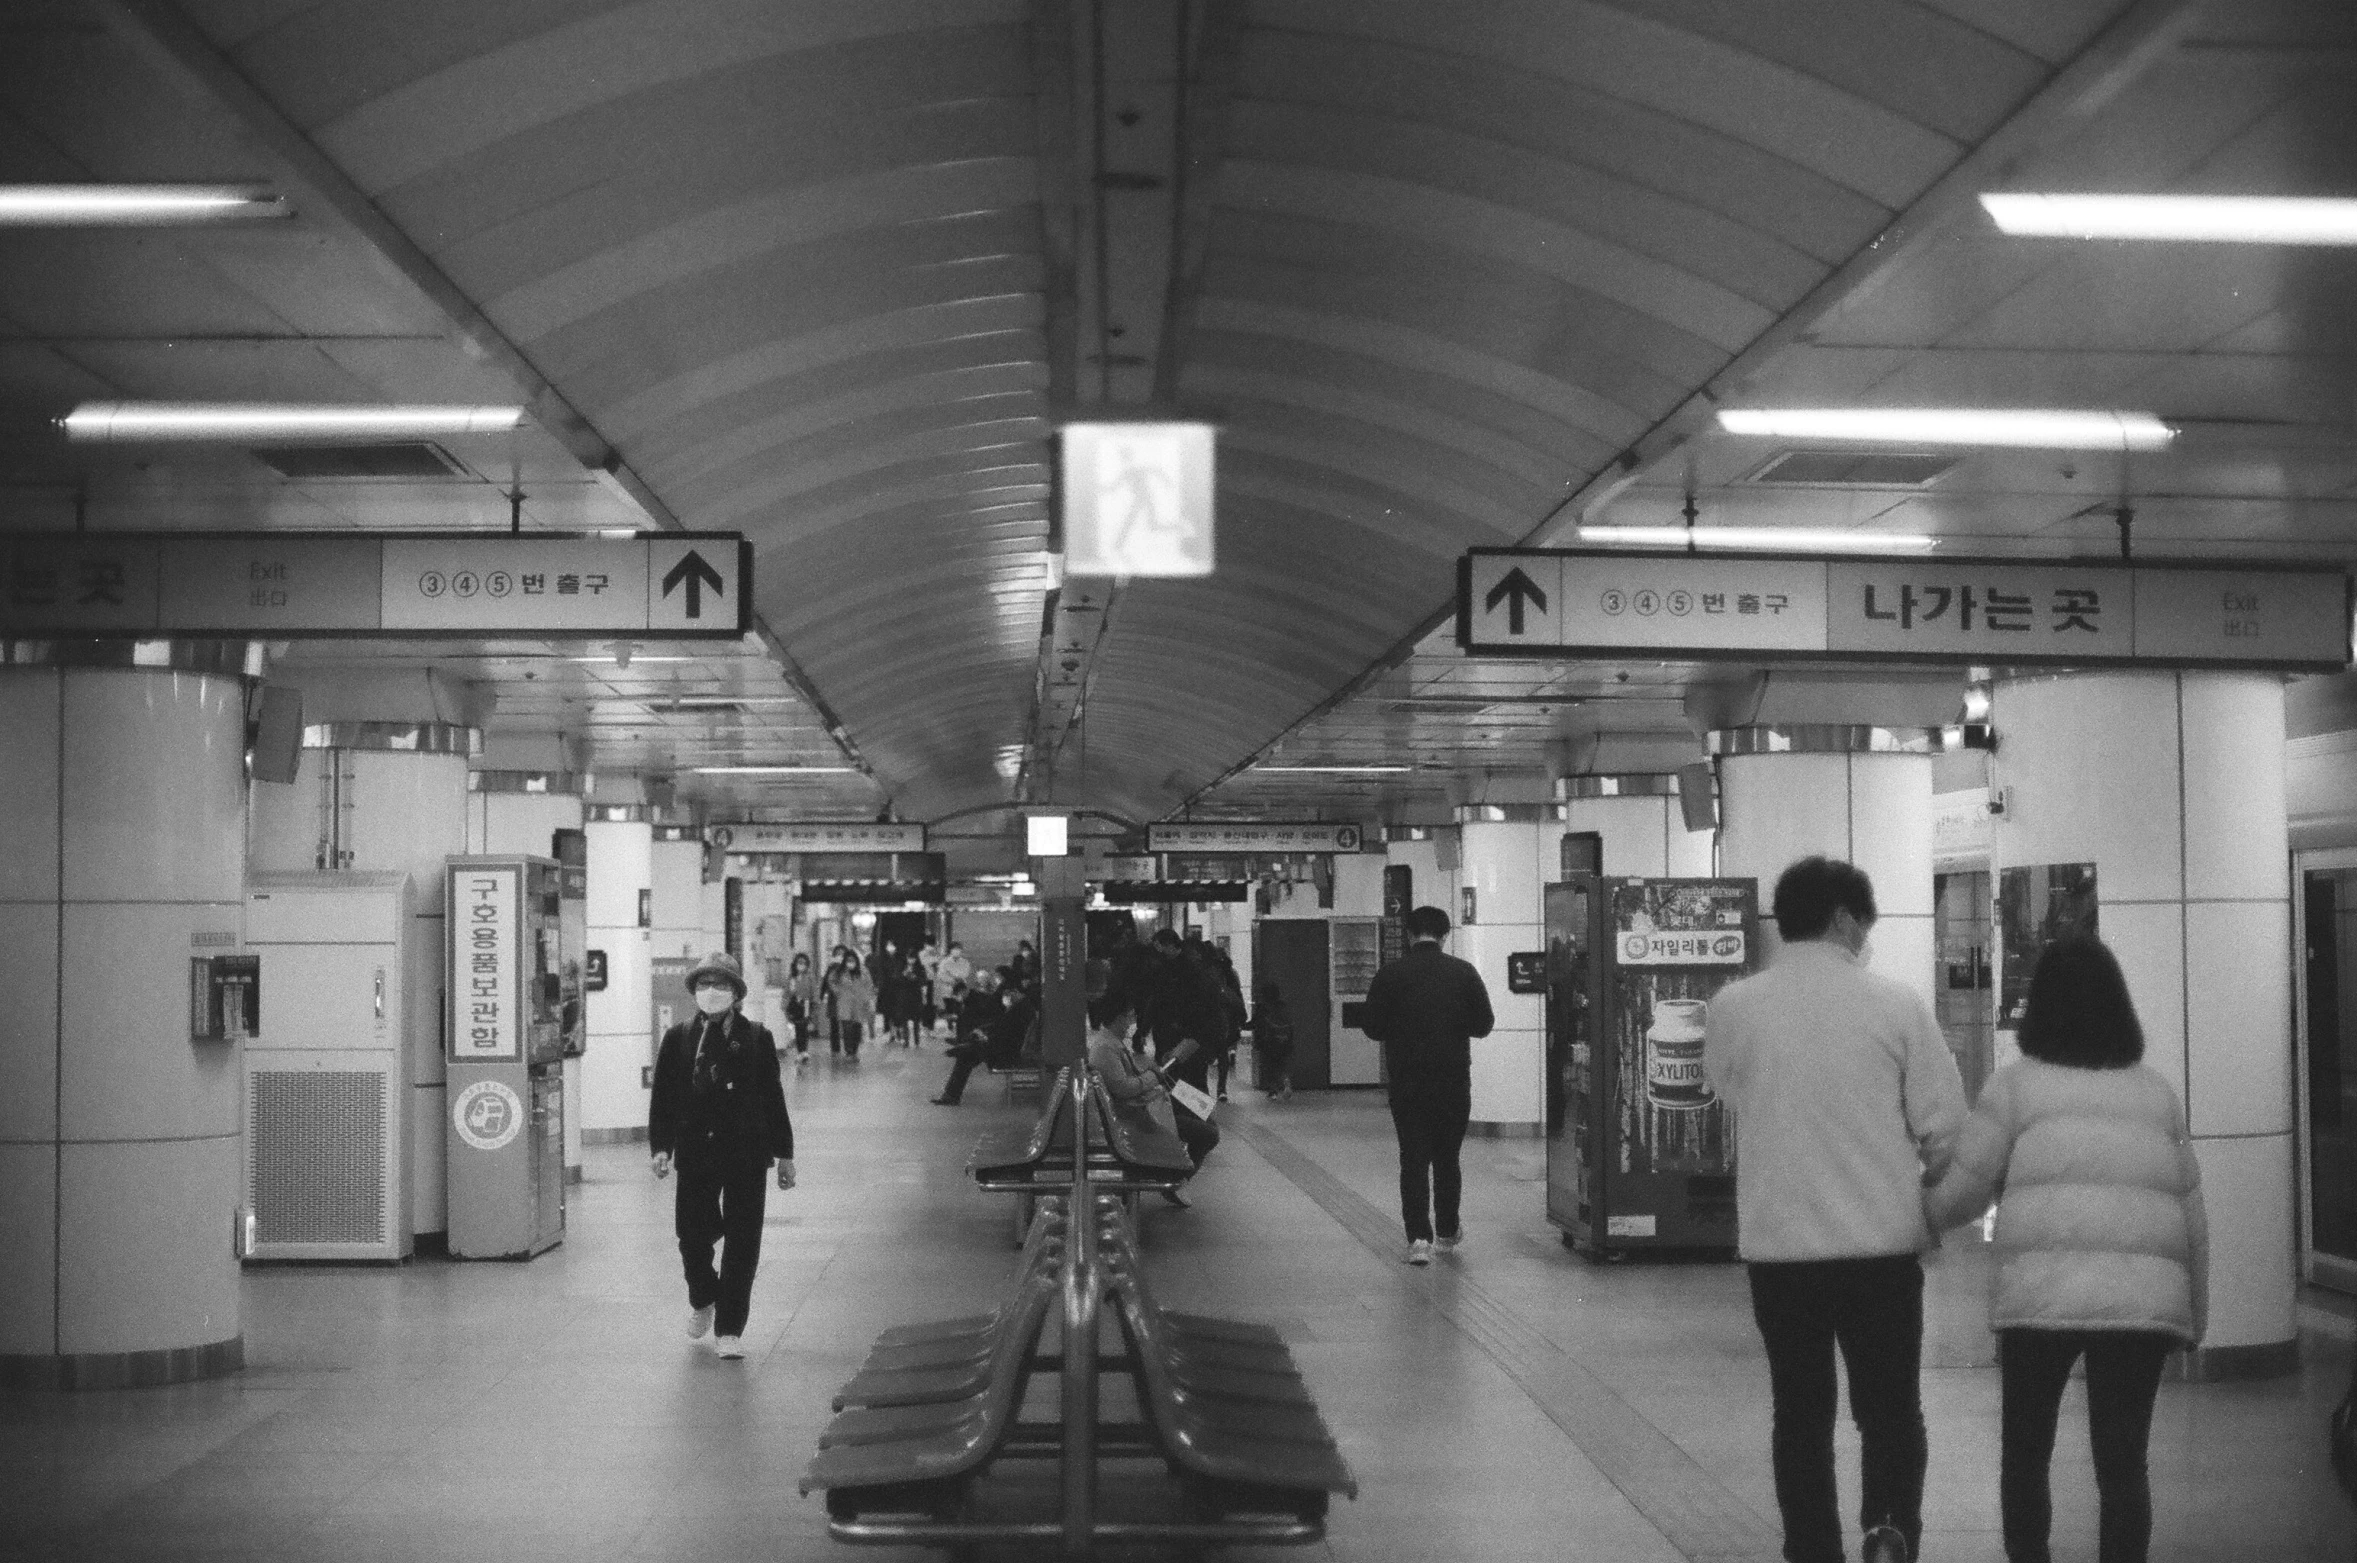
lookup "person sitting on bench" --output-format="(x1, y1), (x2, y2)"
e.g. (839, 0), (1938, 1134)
(930, 983), (1040, 1106)
(1087, 976), (1217, 1205)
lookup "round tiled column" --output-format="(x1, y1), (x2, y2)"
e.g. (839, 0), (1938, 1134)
(1, 650), (252, 1388)
(1712, 727), (1937, 1007)
(1992, 671), (2295, 1376)
(1557, 775), (1715, 879)
(583, 809), (654, 1141)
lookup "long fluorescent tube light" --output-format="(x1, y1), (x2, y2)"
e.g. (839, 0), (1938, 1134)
(60, 402), (527, 443)
(1983, 193), (2357, 245)
(0, 184), (289, 225)
(1717, 407), (2171, 450)
(567, 656), (697, 664)
(1578, 525), (1938, 553)
(690, 765), (859, 775)
(1254, 764), (1413, 774)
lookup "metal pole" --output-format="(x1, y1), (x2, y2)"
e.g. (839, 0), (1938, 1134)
(1059, 1069), (1097, 1554)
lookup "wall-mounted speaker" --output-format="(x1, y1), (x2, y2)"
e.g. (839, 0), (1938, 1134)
(1676, 761), (1718, 833)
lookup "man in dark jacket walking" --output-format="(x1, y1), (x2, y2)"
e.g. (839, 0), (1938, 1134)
(1359, 905), (1494, 1265)
(648, 952), (795, 1359)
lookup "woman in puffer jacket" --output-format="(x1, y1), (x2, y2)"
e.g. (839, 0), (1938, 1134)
(1924, 935), (2207, 1563)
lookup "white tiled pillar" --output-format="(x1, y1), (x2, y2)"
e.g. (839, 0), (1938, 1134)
(1992, 672), (2295, 1375)
(1, 659), (250, 1388)
(1558, 780), (1715, 879)
(1713, 729), (1936, 1010)
(583, 813), (654, 1140)
(1453, 814), (1546, 1134)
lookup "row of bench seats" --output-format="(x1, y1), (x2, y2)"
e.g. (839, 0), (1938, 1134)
(799, 1069), (1354, 1549)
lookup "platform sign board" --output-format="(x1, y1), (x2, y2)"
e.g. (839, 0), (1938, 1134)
(1061, 422), (1215, 577)
(1459, 549), (2350, 671)
(1148, 822), (1366, 854)
(0, 532), (750, 638)
(706, 822), (928, 853)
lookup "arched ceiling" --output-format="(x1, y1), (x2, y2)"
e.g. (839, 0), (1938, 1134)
(5, 0), (2356, 843)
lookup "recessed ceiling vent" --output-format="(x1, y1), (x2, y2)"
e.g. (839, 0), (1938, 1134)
(250, 442), (466, 479)
(1745, 450), (1957, 488)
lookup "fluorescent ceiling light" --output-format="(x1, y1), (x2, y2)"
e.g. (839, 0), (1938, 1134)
(60, 402), (527, 443)
(1982, 192), (2357, 245)
(1716, 407), (2172, 450)
(690, 765), (859, 775)
(1255, 764), (1413, 774)
(567, 655), (696, 664)
(668, 696), (801, 708)
(0, 184), (288, 225)
(1577, 525), (1938, 553)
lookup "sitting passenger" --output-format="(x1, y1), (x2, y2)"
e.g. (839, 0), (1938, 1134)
(930, 985), (1039, 1106)
(1086, 984), (1217, 1205)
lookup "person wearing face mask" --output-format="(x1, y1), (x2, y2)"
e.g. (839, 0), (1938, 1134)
(1703, 857), (1967, 1563)
(647, 952), (795, 1361)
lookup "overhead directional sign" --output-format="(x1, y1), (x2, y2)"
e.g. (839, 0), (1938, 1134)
(1459, 549), (2351, 672)
(1148, 821), (1367, 853)
(0, 531), (750, 639)
(707, 823), (928, 854)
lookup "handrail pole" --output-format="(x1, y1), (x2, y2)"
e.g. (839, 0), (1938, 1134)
(1060, 1069), (1097, 1554)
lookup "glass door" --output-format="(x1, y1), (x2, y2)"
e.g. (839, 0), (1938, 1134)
(2295, 852), (2357, 1295)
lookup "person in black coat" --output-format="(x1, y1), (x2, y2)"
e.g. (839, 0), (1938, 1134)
(1359, 905), (1495, 1265)
(648, 952), (795, 1359)
(930, 985), (1039, 1105)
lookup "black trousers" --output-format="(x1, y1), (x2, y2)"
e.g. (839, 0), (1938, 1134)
(1172, 1102), (1220, 1167)
(1998, 1328), (2173, 1563)
(937, 1037), (991, 1103)
(1746, 1255), (1927, 1563)
(675, 1155), (769, 1338)
(1387, 1078), (1470, 1242)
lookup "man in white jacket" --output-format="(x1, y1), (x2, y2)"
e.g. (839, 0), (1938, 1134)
(1704, 857), (1967, 1563)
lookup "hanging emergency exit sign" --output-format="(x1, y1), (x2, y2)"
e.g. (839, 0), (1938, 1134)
(1061, 422), (1215, 577)
(0, 531), (750, 638)
(1459, 549), (2351, 671)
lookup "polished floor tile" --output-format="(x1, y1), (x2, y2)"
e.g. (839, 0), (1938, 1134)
(3, 1051), (2351, 1562)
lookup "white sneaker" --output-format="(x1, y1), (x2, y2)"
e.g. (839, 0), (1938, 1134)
(1406, 1239), (1434, 1266)
(1436, 1231), (1462, 1251)
(715, 1335), (745, 1360)
(686, 1304), (714, 1340)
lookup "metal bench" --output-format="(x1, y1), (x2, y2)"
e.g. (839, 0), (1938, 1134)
(803, 1070), (1354, 1552)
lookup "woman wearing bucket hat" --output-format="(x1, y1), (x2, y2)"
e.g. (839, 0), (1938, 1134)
(648, 951), (795, 1360)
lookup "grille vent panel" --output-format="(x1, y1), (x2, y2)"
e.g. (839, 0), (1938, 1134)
(251, 1069), (385, 1245)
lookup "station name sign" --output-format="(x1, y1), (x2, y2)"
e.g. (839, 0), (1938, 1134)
(1459, 549), (2352, 672)
(0, 531), (750, 639)
(1147, 822), (1367, 854)
(707, 822), (928, 854)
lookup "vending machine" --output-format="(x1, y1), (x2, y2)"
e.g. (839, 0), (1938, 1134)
(1545, 875), (1758, 1258)
(445, 855), (567, 1260)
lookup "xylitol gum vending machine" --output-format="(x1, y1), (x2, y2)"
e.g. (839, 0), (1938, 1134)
(445, 856), (567, 1259)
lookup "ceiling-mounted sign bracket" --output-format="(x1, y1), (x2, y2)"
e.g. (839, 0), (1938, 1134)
(0, 531), (751, 639)
(1458, 548), (2352, 673)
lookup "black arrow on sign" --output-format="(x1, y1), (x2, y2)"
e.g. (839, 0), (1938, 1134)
(1484, 566), (1548, 634)
(661, 550), (726, 618)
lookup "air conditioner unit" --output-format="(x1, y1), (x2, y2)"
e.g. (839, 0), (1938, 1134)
(245, 1050), (402, 1261)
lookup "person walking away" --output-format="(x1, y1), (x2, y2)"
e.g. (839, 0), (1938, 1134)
(1703, 856), (1967, 1563)
(932, 982), (1040, 1105)
(784, 951), (816, 1067)
(832, 953), (875, 1060)
(1011, 937), (1041, 993)
(934, 941), (972, 1038)
(820, 945), (846, 1055)
(1249, 978), (1296, 1100)
(916, 939), (941, 1038)
(1358, 905), (1494, 1265)
(1922, 936), (2207, 1563)
(1190, 938), (1247, 1101)
(647, 953), (795, 1360)
(1087, 967), (1215, 1203)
